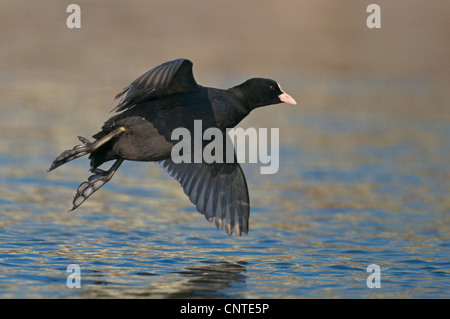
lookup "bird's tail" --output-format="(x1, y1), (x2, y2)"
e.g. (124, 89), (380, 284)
(48, 126), (126, 172)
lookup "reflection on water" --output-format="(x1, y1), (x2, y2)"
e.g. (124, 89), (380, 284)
(167, 261), (247, 298)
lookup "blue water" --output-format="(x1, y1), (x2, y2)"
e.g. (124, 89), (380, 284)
(0, 78), (449, 298)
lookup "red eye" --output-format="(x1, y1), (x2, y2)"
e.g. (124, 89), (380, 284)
(269, 85), (275, 91)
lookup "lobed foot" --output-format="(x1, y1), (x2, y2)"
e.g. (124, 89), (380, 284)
(70, 172), (112, 211)
(48, 136), (93, 172)
(69, 159), (124, 212)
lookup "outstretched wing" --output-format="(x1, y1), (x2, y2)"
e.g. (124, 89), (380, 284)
(113, 58), (200, 112)
(160, 159), (250, 236)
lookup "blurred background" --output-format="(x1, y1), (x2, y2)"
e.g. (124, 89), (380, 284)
(0, 0), (448, 298)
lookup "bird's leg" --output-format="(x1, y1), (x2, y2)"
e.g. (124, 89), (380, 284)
(48, 127), (125, 172)
(70, 158), (124, 212)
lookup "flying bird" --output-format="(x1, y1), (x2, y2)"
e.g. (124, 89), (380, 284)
(48, 58), (297, 236)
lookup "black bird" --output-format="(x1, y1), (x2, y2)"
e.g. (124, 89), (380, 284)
(48, 58), (296, 236)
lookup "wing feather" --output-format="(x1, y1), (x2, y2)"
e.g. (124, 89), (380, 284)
(160, 159), (250, 236)
(113, 58), (199, 112)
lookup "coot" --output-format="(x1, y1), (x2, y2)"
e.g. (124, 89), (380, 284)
(48, 58), (296, 236)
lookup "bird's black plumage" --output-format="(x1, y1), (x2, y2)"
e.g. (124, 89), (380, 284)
(48, 58), (297, 236)
(113, 59), (200, 113)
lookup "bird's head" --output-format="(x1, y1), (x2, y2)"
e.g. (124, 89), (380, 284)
(231, 78), (297, 110)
